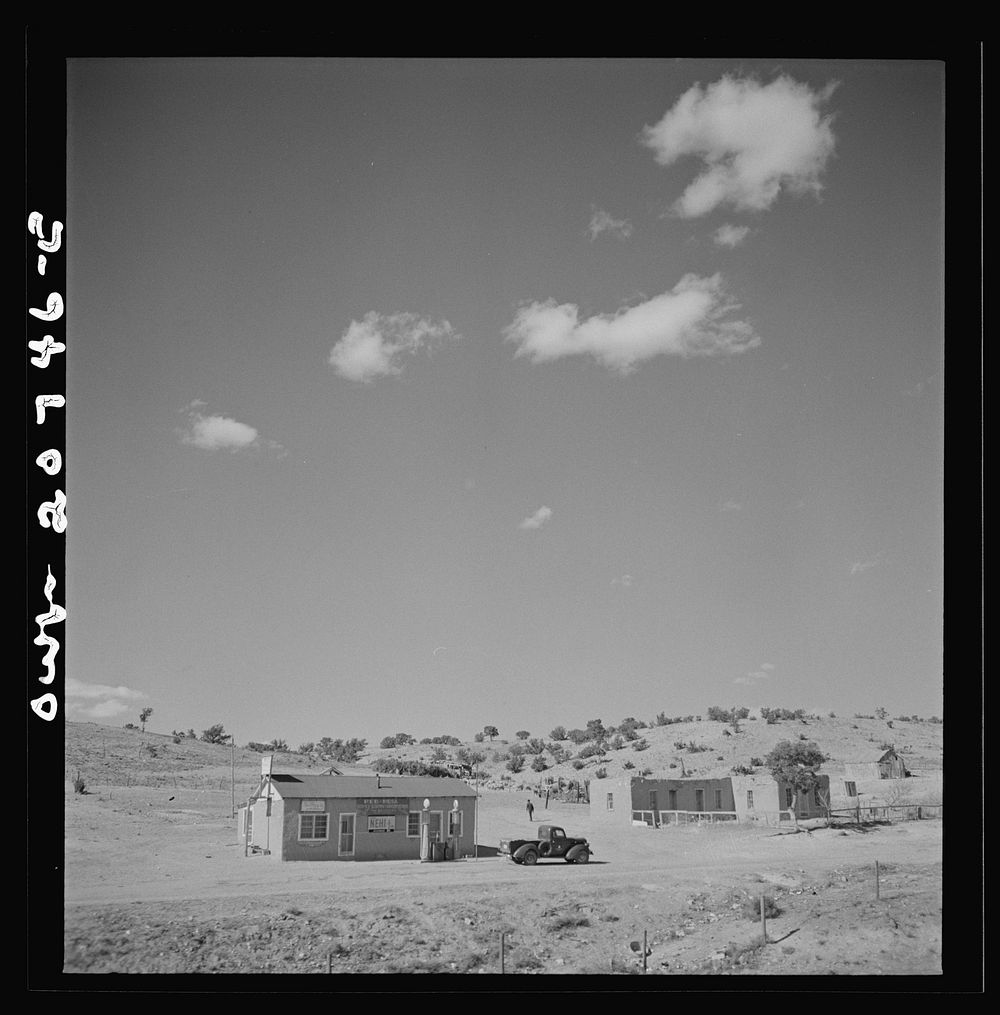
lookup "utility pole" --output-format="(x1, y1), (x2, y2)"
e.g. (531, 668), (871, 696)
(229, 733), (236, 818)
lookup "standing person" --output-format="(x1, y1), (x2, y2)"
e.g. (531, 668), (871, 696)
(526, 799), (535, 822)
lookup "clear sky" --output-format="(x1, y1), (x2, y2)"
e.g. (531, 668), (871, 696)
(65, 58), (945, 747)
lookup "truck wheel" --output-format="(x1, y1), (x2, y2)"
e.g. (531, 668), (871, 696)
(521, 849), (538, 865)
(574, 849), (590, 864)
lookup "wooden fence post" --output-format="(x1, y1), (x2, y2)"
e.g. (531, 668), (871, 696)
(875, 860), (880, 900)
(643, 930), (647, 974)
(500, 931), (505, 974)
(760, 894), (768, 943)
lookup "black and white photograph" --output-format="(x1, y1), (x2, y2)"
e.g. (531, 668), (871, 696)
(28, 43), (982, 988)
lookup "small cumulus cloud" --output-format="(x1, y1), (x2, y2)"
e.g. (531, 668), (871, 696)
(329, 311), (458, 383)
(178, 402), (283, 455)
(518, 506), (553, 530)
(65, 677), (146, 720)
(734, 663), (774, 686)
(850, 553), (884, 575)
(713, 224), (751, 248)
(642, 75), (837, 218)
(505, 273), (759, 374)
(587, 208), (634, 241)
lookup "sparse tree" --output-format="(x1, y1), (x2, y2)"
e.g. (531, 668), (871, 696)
(530, 755), (547, 772)
(473, 731), (485, 743)
(268, 738), (289, 752)
(765, 740), (827, 830)
(139, 707), (153, 732)
(516, 730), (530, 740)
(201, 723), (229, 745)
(380, 736), (398, 749)
(549, 726), (567, 741)
(483, 725), (499, 742)
(298, 742), (315, 756)
(506, 754), (525, 773)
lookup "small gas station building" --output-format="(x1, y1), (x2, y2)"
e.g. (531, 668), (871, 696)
(237, 771), (478, 861)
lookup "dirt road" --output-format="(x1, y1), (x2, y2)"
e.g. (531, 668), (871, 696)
(64, 784), (942, 975)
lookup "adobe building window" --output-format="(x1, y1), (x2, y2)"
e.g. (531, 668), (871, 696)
(746, 790), (754, 809)
(784, 788), (794, 808)
(844, 781), (857, 797)
(714, 789), (723, 809)
(298, 813), (329, 841)
(606, 792), (614, 811)
(668, 789), (677, 810)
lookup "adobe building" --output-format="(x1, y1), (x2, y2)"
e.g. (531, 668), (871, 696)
(843, 747), (910, 782)
(237, 770), (477, 861)
(591, 773), (830, 828)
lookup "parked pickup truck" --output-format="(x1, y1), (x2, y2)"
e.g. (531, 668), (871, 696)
(499, 824), (592, 865)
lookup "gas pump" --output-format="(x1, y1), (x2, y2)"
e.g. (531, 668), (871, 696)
(419, 798), (431, 861)
(448, 798), (460, 861)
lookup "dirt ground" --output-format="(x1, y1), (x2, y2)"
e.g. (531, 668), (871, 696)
(64, 782), (942, 976)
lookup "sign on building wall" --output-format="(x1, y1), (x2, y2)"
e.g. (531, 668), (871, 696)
(367, 815), (396, 833)
(301, 799), (326, 812)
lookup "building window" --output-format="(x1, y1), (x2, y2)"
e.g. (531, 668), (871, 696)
(407, 812), (421, 837)
(606, 793), (614, 811)
(746, 790), (754, 809)
(695, 789), (705, 812)
(298, 813), (329, 841)
(448, 810), (463, 837)
(844, 781), (857, 797)
(668, 789), (677, 810)
(784, 788), (794, 808)
(714, 789), (723, 810)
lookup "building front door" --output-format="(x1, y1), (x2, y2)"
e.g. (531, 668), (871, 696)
(338, 813), (356, 856)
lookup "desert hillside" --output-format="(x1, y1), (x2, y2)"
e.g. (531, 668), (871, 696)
(65, 709), (943, 807)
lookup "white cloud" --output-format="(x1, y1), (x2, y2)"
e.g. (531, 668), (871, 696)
(713, 224), (751, 248)
(65, 677), (146, 720)
(642, 75), (837, 218)
(734, 664), (774, 686)
(329, 312), (458, 383)
(505, 274), (759, 374)
(850, 554), (883, 575)
(178, 404), (283, 454)
(518, 506), (553, 530)
(588, 208), (634, 241)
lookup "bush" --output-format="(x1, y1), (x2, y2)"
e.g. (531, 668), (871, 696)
(506, 755), (525, 773)
(610, 735), (625, 751)
(474, 732), (485, 742)
(622, 760), (635, 770)
(578, 743), (603, 759)
(731, 764), (755, 775)
(741, 894), (781, 921)
(516, 730), (530, 740)
(750, 757), (763, 767)
(572, 760), (586, 770)
(641, 768), (653, 777)
(632, 739), (649, 752)
(201, 723), (229, 744)
(531, 755), (547, 772)
(73, 772), (85, 794)
(594, 767), (607, 779)
(380, 736), (398, 749)
(549, 726), (567, 741)
(172, 736), (181, 745)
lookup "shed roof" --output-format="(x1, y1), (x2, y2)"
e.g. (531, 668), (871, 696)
(266, 773), (475, 799)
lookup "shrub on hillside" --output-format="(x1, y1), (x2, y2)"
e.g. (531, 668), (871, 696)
(531, 755), (547, 772)
(572, 760), (586, 770)
(380, 736), (398, 749)
(73, 772), (86, 794)
(632, 739), (649, 752)
(549, 726), (567, 741)
(595, 767), (607, 779)
(622, 760), (635, 770)
(506, 755), (525, 773)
